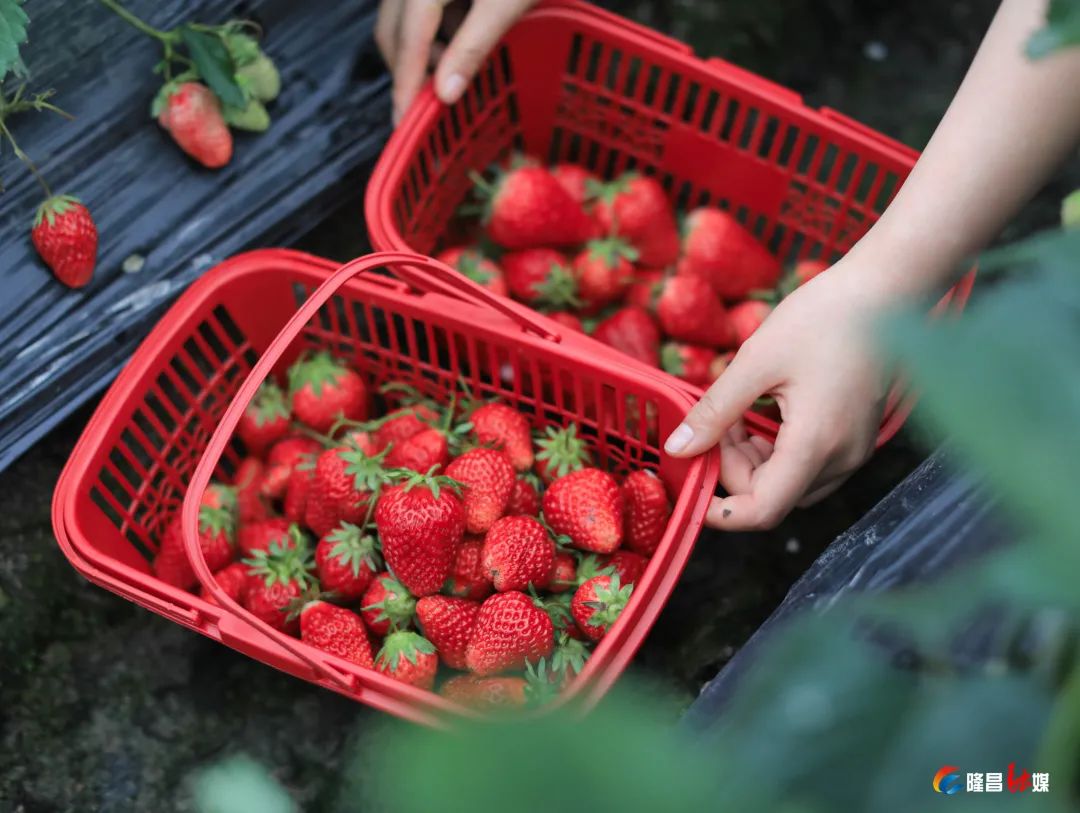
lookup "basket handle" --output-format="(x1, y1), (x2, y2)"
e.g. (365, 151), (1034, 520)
(181, 251), (574, 693)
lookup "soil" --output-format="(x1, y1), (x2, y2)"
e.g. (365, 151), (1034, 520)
(2, 1), (1078, 809)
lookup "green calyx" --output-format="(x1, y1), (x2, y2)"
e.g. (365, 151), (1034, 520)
(34, 194), (82, 228)
(524, 658), (560, 708)
(533, 589), (575, 632)
(376, 630), (435, 671)
(362, 577), (416, 631)
(586, 236), (639, 268)
(535, 423), (592, 479)
(397, 466), (464, 500)
(203, 483), (237, 513)
(534, 263), (581, 309)
(339, 445), (392, 493)
(585, 172), (635, 207)
(454, 251), (494, 285)
(287, 351), (348, 399)
(550, 633), (590, 679)
(243, 534), (314, 589)
(660, 342), (686, 376)
(584, 573), (633, 630)
(249, 381), (289, 426)
(326, 522), (382, 578)
(575, 554), (617, 586)
(198, 505), (235, 539)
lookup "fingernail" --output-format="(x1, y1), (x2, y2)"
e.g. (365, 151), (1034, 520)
(439, 73), (466, 104)
(664, 423), (694, 454)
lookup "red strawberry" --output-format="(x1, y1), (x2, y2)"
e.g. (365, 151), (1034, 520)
(31, 195), (97, 288)
(505, 475), (541, 517)
(415, 595), (481, 670)
(445, 448), (515, 534)
(660, 342), (717, 388)
(283, 457), (316, 523)
(501, 248), (578, 308)
(465, 591), (554, 676)
(591, 306), (661, 367)
(315, 522), (382, 600)
(199, 561), (248, 607)
(237, 381), (291, 455)
(678, 207), (781, 300)
(237, 518), (303, 558)
(444, 535), (493, 601)
(234, 457), (272, 523)
(534, 424), (592, 485)
(710, 350), (735, 380)
(287, 352), (369, 434)
(542, 467), (623, 554)
(300, 601), (374, 669)
(199, 482), (237, 512)
(440, 674), (527, 709)
(548, 551), (578, 593)
(383, 427), (449, 473)
(360, 573), (417, 636)
(472, 164), (593, 249)
(592, 173), (679, 267)
(602, 550), (648, 586)
(242, 540), (314, 634)
(156, 82), (233, 169)
(470, 403), (534, 472)
(545, 311), (584, 332)
(376, 630), (438, 689)
(481, 515), (555, 592)
(550, 163), (599, 207)
(304, 444), (391, 537)
(572, 573), (633, 641)
(625, 269), (664, 311)
(793, 258), (829, 286)
(436, 247), (508, 296)
(373, 404), (440, 452)
(261, 436), (321, 500)
(375, 470), (465, 597)
(621, 470), (671, 557)
(656, 275), (734, 347)
(729, 300), (773, 345)
(153, 504), (236, 589)
(571, 238), (636, 312)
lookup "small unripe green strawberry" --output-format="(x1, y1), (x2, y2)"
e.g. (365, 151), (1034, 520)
(224, 98), (271, 132)
(238, 53), (281, 102)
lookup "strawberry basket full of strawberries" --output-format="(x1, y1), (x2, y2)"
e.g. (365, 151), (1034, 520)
(53, 248), (719, 725)
(365, 0), (976, 445)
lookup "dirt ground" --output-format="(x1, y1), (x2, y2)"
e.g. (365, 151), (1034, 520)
(2, 1), (1077, 810)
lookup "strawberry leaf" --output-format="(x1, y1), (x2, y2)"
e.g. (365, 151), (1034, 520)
(180, 25), (246, 109)
(0, 0), (29, 82)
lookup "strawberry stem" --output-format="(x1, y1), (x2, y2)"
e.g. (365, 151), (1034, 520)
(0, 118), (51, 197)
(98, 0), (174, 42)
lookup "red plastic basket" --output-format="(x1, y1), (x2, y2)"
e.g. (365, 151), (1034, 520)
(53, 248), (719, 725)
(364, 0), (975, 445)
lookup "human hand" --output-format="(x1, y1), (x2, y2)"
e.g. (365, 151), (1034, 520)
(375, 0), (539, 125)
(663, 264), (893, 531)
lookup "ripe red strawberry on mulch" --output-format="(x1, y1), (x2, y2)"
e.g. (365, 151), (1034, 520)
(31, 195), (98, 288)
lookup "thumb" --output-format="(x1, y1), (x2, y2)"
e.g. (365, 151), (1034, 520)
(664, 354), (772, 458)
(434, 0), (535, 104)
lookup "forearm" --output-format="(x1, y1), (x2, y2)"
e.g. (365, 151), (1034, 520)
(843, 0), (1080, 301)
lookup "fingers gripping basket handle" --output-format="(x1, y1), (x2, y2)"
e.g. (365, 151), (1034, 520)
(181, 251), (564, 693)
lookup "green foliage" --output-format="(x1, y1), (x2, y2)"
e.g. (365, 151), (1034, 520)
(0, 0), (28, 82)
(1027, 0), (1080, 58)
(179, 26), (246, 110)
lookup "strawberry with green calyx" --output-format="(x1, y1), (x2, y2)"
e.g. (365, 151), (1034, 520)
(482, 515), (556, 592)
(375, 468), (466, 597)
(287, 351), (369, 434)
(155, 81), (233, 169)
(657, 274), (734, 348)
(468, 164), (593, 249)
(304, 443), (393, 538)
(505, 474), (541, 517)
(592, 306), (661, 367)
(465, 590), (554, 676)
(443, 535), (493, 601)
(242, 539), (315, 634)
(238, 518), (305, 559)
(625, 269), (665, 312)
(384, 427), (452, 473)
(547, 551), (578, 593)
(729, 300), (773, 346)
(435, 246), (508, 297)
(376, 630), (438, 690)
(415, 595), (481, 670)
(32, 195), (98, 288)
(621, 469), (671, 557)
(590, 173), (680, 267)
(469, 402), (534, 472)
(661, 342), (717, 389)
(361, 573), (417, 636)
(371, 403), (441, 452)
(283, 454), (317, 523)
(315, 522), (382, 600)
(300, 600), (374, 669)
(572, 573), (633, 641)
(571, 238), (638, 312)
(542, 467), (624, 554)
(573, 553), (617, 586)
(199, 561), (249, 607)
(440, 674), (527, 710)
(678, 207), (781, 300)
(534, 423), (592, 485)
(523, 658), (561, 708)
(154, 502), (237, 589)
(445, 448), (516, 534)
(237, 381), (291, 454)
(260, 436), (322, 499)
(501, 247), (579, 307)
(602, 550), (648, 587)
(550, 163), (601, 209)
(200, 481), (237, 513)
